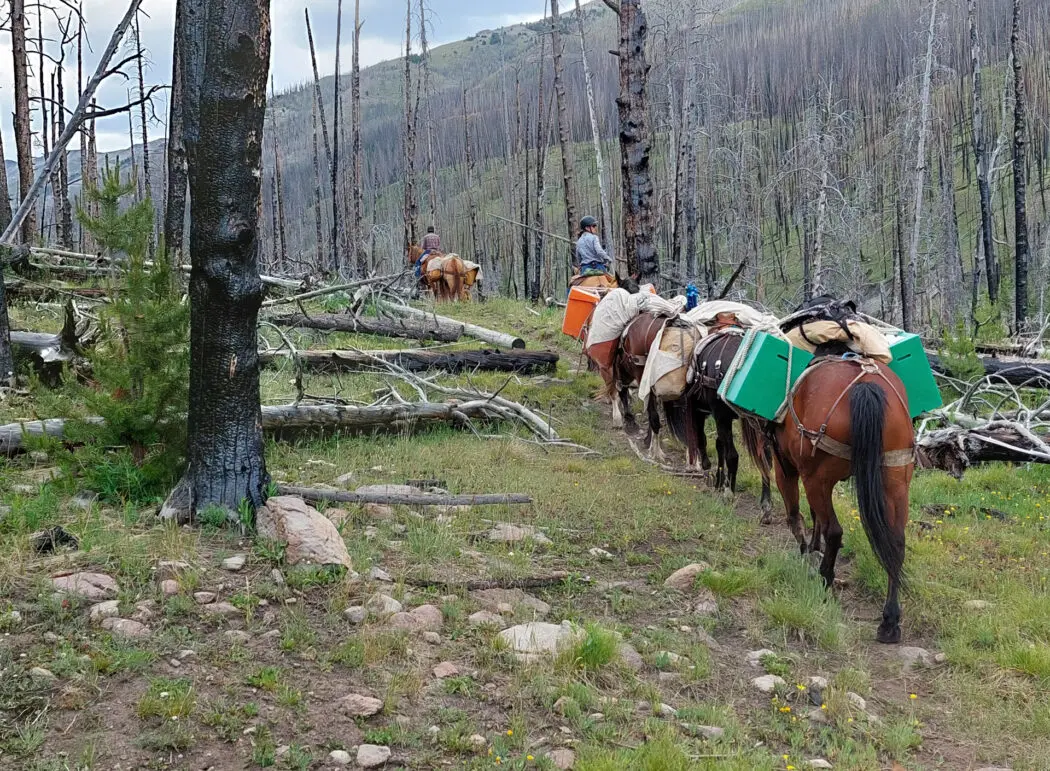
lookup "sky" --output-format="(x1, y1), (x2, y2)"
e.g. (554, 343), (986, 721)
(0, 0), (549, 158)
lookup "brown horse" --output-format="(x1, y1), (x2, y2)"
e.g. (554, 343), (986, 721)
(570, 272), (618, 291)
(768, 352), (914, 643)
(407, 246), (477, 302)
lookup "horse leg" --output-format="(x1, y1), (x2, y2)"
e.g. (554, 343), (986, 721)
(694, 410), (711, 472)
(801, 473), (837, 575)
(774, 456), (806, 548)
(621, 386), (637, 431)
(876, 470), (910, 644)
(645, 396), (665, 463)
(721, 413), (740, 493)
(611, 385), (625, 428)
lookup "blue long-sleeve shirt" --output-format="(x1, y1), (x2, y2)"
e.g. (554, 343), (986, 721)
(575, 232), (611, 271)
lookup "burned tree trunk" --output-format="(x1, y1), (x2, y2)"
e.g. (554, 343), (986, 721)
(269, 77), (288, 271)
(134, 11), (154, 257)
(351, 0), (364, 276)
(419, 0), (438, 228)
(968, 0), (998, 306)
(549, 0), (577, 262)
(311, 87), (327, 271)
(11, 0), (36, 244)
(332, 0), (345, 276)
(0, 127), (10, 235)
(54, 48), (74, 249)
(613, 0), (658, 283)
(304, 9), (333, 174)
(162, 0), (271, 523)
(1011, 0), (1029, 330)
(402, 0), (418, 256)
(575, 0), (613, 255)
(164, 1), (188, 264)
(462, 88), (483, 282)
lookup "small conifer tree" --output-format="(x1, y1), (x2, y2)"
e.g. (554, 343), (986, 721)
(70, 165), (189, 501)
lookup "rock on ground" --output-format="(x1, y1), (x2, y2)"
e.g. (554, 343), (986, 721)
(51, 572), (119, 602)
(618, 643), (644, 672)
(344, 606), (367, 624)
(100, 618), (150, 640)
(328, 749), (351, 766)
(663, 563), (711, 591)
(366, 594), (403, 617)
(256, 496), (353, 568)
(154, 560), (191, 582)
(498, 621), (578, 663)
(221, 555), (246, 571)
(471, 588), (551, 617)
(363, 503), (395, 520)
(200, 602), (242, 619)
(487, 523), (552, 545)
(193, 592), (216, 605)
(693, 588), (719, 615)
(356, 744), (391, 767)
(680, 724), (724, 740)
(807, 760), (834, 769)
(898, 646), (936, 670)
(751, 674), (787, 694)
(388, 604), (444, 633)
(89, 600), (120, 623)
(338, 693), (383, 718)
(432, 661), (459, 679)
(548, 748), (575, 770)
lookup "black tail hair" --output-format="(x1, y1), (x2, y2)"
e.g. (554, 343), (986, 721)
(850, 383), (905, 587)
(663, 400), (691, 446)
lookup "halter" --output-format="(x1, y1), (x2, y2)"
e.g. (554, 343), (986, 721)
(787, 354), (914, 468)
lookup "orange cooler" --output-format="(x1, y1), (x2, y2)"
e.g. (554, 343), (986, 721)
(562, 286), (602, 338)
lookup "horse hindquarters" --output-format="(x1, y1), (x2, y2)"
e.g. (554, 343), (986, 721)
(850, 382), (905, 644)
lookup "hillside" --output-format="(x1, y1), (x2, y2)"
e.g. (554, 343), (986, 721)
(13, 0), (1050, 327)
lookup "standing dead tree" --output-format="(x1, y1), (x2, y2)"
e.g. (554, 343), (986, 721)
(968, 0), (998, 307)
(133, 10), (154, 257)
(351, 0), (365, 275)
(902, 0), (938, 332)
(419, 0), (438, 229)
(10, 0), (36, 244)
(332, 0), (345, 276)
(549, 0), (578, 265)
(161, 0), (272, 523)
(164, 0), (187, 264)
(574, 0), (613, 255)
(1011, 0), (1029, 331)
(402, 0), (419, 255)
(606, 0), (658, 283)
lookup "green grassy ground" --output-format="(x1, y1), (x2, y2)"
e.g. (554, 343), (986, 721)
(0, 297), (1047, 769)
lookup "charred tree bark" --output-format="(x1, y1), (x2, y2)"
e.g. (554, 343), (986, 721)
(162, 0), (271, 523)
(532, 29), (550, 301)
(331, 0), (345, 276)
(304, 9), (333, 175)
(419, 0), (438, 228)
(968, 0), (998, 305)
(134, 12), (154, 257)
(549, 0), (577, 264)
(402, 0), (418, 256)
(261, 348), (558, 375)
(614, 0), (658, 283)
(1011, 0), (1029, 330)
(462, 88), (483, 282)
(268, 312), (463, 342)
(351, 0), (365, 276)
(310, 86), (327, 271)
(0, 127), (11, 235)
(37, 11), (50, 242)
(269, 77), (289, 272)
(11, 0), (37, 244)
(0, 265), (12, 386)
(164, 0), (187, 264)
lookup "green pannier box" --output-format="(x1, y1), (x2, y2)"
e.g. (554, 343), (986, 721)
(719, 329), (942, 422)
(886, 331), (942, 418)
(718, 329), (813, 421)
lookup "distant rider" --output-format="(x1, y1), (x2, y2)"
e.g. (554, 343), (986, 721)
(421, 225), (442, 254)
(575, 216), (612, 277)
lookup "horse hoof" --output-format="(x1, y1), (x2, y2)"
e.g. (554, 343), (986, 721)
(759, 512), (774, 525)
(876, 624), (901, 645)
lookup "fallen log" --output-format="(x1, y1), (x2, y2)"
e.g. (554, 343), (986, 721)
(268, 313), (463, 342)
(278, 484), (532, 507)
(260, 348), (558, 374)
(916, 423), (1050, 478)
(927, 352), (1050, 387)
(0, 400), (557, 456)
(378, 300), (525, 349)
(6, 281), (110, 302)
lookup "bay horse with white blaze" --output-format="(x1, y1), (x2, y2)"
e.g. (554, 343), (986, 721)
(767, 345), (914, 644)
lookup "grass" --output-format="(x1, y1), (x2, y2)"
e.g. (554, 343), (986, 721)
(4, 300), (1050, 769)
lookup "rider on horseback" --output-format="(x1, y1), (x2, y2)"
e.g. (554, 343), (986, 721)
(575, 216), (613, 278)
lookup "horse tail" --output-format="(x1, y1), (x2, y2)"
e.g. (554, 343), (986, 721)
(850, 382), (904, 588)
(662, 400), (690, 446)
(740, 418), (769, 477)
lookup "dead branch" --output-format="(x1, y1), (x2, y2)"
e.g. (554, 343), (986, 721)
(261, 273), (405, 307)
(260, 348), (558, 375)
(377, 299), (525, 349)
(267, 312), (463, 342)
(278, 485), (532, 507)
